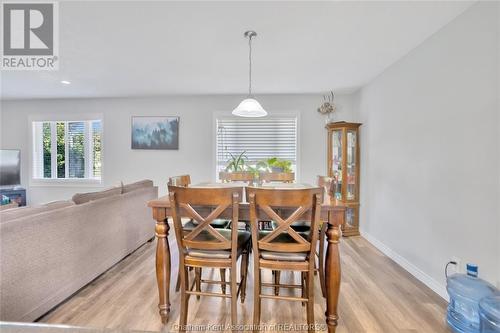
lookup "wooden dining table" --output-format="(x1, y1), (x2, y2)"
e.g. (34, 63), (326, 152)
(147, 182), (345, 332)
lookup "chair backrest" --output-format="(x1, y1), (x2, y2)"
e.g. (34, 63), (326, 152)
(246, 187), (323, 258)
(259, 172), (295, 183)
(168, 175), (191, 187)
(219, 171), (254, 183)
(168, 185), (243, 254)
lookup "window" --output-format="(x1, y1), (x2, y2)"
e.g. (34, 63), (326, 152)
(32, 120), (102, 181)
(216, 116), (297, 173)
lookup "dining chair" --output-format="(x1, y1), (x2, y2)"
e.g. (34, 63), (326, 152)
(168, 175), (230, 293)
(259, 171), (295, 183)
(247, 186), (323, 333)
(168, 185), (251, 331)
(270, 176), (334, 298)
(168, 174), (191, 187)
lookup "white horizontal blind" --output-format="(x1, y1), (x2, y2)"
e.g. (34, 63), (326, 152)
(216, 117), (297, 171)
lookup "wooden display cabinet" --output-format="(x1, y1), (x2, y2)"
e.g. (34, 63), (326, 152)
(326, 122), (361, 236)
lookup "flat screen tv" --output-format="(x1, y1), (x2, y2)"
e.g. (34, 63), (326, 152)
(0, 149), (21, 186)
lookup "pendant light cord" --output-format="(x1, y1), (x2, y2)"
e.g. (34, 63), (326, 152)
(248, 34), (253, 96)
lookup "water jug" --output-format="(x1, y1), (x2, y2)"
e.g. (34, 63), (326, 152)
(479, 293), (500, 333)
(447, 264), (497, 333)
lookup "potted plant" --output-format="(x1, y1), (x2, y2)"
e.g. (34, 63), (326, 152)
(219, 151), (255, 183)
(225, 151), (247, 172)
(265, 157), (292, 173)
(256, 157), (295, 183)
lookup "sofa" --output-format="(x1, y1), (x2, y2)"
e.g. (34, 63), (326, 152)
(0, 180), (158, 322)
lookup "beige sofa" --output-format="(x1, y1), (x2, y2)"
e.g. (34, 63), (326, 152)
(0, 180), (158, 322)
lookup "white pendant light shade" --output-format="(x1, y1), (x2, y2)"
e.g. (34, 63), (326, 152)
(233, 31), (267, 118)
(232, 98), (267, 117)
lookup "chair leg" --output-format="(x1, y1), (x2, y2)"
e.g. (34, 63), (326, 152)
(175, 269), (181, 292)
(274, 270), (281, 296)
(301, 272), (307, 307)
(240, 250), (249, 303)
(220, 269), (226, 293)
(253, 266), (261, 332)
(306, 269), (315, 333)
(230, 264), (238, 329)
(318, 223), (327, 298)
(179, 266), (189, 332)
(195, 268), (201, 300)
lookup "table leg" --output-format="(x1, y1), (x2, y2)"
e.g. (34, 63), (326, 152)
(324, 211), (342, 333)
(155, 215), (171, 324)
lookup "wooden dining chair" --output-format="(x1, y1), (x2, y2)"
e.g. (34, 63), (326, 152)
(168, 175), (229, 229)
(168, 174), (191, 187)
(168, 175), (230, 293)
(247, 187), (323, 333)
(168, 185), (251, 331)
(259, 172), (295, 183)
(270, 176), (334, 298)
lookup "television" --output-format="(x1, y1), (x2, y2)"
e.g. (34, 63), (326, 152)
(0, 149), (21, 187)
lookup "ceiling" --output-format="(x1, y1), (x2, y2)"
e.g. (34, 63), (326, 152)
(1, 1), (474, 100)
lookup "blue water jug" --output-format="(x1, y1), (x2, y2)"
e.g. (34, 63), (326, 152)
(479, 293), (500, 333)
(447, 264), (497, 333)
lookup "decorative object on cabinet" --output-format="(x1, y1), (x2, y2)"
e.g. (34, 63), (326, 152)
(131, 116), (179, 150)
(326, 121), (361, 236)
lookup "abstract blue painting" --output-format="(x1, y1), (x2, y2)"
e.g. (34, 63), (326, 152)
(131, 116), (179, 150)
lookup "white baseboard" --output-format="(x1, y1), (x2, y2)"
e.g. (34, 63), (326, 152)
(361, 231), (449, 301)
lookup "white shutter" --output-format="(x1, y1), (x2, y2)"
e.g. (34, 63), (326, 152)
(31, 120), (102, 181)
(216, 117), (297, 171)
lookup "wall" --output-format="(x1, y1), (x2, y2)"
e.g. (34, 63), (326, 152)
(0, 93), (357, 205)
(357, 1), (500, 295)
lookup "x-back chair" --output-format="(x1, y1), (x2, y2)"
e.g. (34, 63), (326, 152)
(168, 185), (251, 331)
(247, 187), (323, 333)
(271, 176), (335, 298)
(168, 175), (230, 293)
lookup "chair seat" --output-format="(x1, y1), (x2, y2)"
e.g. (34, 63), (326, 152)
(258, 230), (309, 262)
(260, 251), (308, 262)
(183, 218), (230, 230)
(186, 229), (251, 259)
(271, 220), (311, 233)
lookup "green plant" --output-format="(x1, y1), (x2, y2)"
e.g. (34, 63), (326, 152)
(265, 157), (293, 173)
(225, 151), (248, 172)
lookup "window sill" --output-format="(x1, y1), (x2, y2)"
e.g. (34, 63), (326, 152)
(30, 178), (104, 188)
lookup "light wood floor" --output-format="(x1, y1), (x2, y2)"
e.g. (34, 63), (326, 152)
(39, 235), (450, 332)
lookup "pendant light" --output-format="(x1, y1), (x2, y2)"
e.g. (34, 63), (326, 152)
(232, 31), (267, 117)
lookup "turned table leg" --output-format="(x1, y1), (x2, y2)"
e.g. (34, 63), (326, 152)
(324, 210), (343, 333)
(155, 213), (171, 324)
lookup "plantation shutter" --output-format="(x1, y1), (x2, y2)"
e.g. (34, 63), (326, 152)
(67, 121), (85, 178)
(32, 120), (102, 180)
(216, 117), (297, 171)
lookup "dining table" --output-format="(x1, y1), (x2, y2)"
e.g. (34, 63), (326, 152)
(147, 182), (345, 333)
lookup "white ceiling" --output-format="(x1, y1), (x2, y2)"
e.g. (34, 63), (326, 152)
(1, 1), (474, 100)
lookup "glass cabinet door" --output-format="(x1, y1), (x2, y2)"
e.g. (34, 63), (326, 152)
(332, 130), (343, 200)
(346, 130), (357, 200)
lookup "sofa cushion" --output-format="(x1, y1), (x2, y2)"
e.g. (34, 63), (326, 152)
(72, 187), (121, 205)
(0, 200), (74, 223)
(122, 179), (154, 193)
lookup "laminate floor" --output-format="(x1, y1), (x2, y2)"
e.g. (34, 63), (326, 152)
(39, 235), (450, 332)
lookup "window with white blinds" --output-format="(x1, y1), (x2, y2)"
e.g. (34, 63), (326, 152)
(216, 116), (297, 172)
(32, 120), (102, 181)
